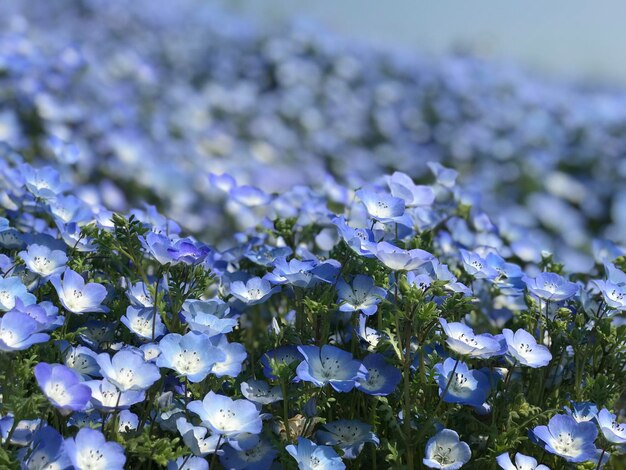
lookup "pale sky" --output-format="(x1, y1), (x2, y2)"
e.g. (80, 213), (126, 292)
(225, 0), (626, 86)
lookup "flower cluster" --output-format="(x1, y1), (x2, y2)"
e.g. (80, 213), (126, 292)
(0, 154), (623, 469)
(0, 2), (624, 469)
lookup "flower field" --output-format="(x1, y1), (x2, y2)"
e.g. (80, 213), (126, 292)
(0, 1), (625, 469)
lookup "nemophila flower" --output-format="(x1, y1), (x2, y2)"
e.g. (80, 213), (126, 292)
(11, 299), (62, 332)
(117, 410), (139, 434)
(121, 305), (166, 340)
(439, 319), (504, 359)
(126, 281), (154, 307)
(266, 257), (341, 288)
(356, 188), (405, 222)
(387, 171), (435, 206)
(0, 309), (50, 351)
(496, 452), (549, 470)
(261, 345), (304, 380)
(181, 298), (237, 337)
(434, 358), (490, 408)
(19, 243), (67, 278)
(62, 343), (100, 378)
(230, 184), (271, 207)
(592, 280), (626, 311)
(209, 335), (247, 378)
(176, 417), (222, 457)
(522, 272), (578, 302)
(230, 276), (280, 305)
(532, 414), (598, 463)
(59, 222), (96, 253)
(96, 349), (160, 391)
(167, 456), (208, 470)
(220, 439), (278, 470)
(428, 162), (458, 188)
(372, 241), (434, 271)
(355, 353), (402, 396)
(84, 378), (145, 412)
(317, 420), (379, 459)
(64, 427), (126, 470)
(564, 401), (598, 423)
(19, 426), (71, 470)
(187, 391), (262, 445)
(140, 342), (161, 362)
(0, 276), (36, 311)
(503, 329), (552, 368)
(423, 429), (471, 470)
(141, 232), (180, 265)
(296, 344), (367, 392)
(286, 437), (346, 470)
(596, 408), (626, 444)
(332, 216), (377, 257)
(459, 249), (499, 280)
(240, 380), (283, 405)
(169, 237), (211, 265)
(50, 268), (108, 314)
(34, 363), (91, 415)
(49, 194), (93, 225)
(336, 275), (387, 316)
(19, 164), (68, 200)
(77, 321), (113, 350)
(156, 331), (225, 382)
(1, 417), (41, 446)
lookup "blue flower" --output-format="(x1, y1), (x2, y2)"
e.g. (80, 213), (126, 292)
(532, 414), (598, 463)
(439, 319), (505, 359)
(332, 216), (376, 258)
(522, 273), (578, 302)
(19, 164), (68, 201)
(187, 391), (262, 444)
(50, 268), (108, 314)
(34, 363), (91, 415)
(64, 427), (126, 470)
(11, 299), (62, 333)
(336, 275), (387, 316)
(296, 344), (367, 392)
(286, 437), (345, 470)
(19, 243), (67, 278)
(219, 439), (278, 470)
(230, 276), (280, 305)
(563, 401), (598, 423)
(387, 171), (435, 207)
(181, 298), (237, 337)
(62, 343), (100, 378)
(20, 426), (71, 470)
(121, 305), (166, 340)
(116, 410), (139, 434)
(96, 349), (161, 391)
(372, 241), (434, 271)
(240, 380), (283, 405)
(496, 452), (549, 470)
(423, 429), (471, 469)
(0, 276), (36, 311)
(261, 345), (304, 380)
(167, 456), (208, 470)
(84, 378), (145, 412)
(356, 189), (405, 222)
(0, 310), (49, 351)
(592, 280), (626, 311)
(434, 358), (490, 408)
(502, 328), (551, 368)
(596, 408), (626, 444)
(355, 353), (402, 396)
(209, 335), (247, 378)
(176, 417), (222, 457)
(459, 249), (499, 280)
(266, 257), (341, 288)
(156, 331), (225, 382)
(316, 420), (379, 459)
